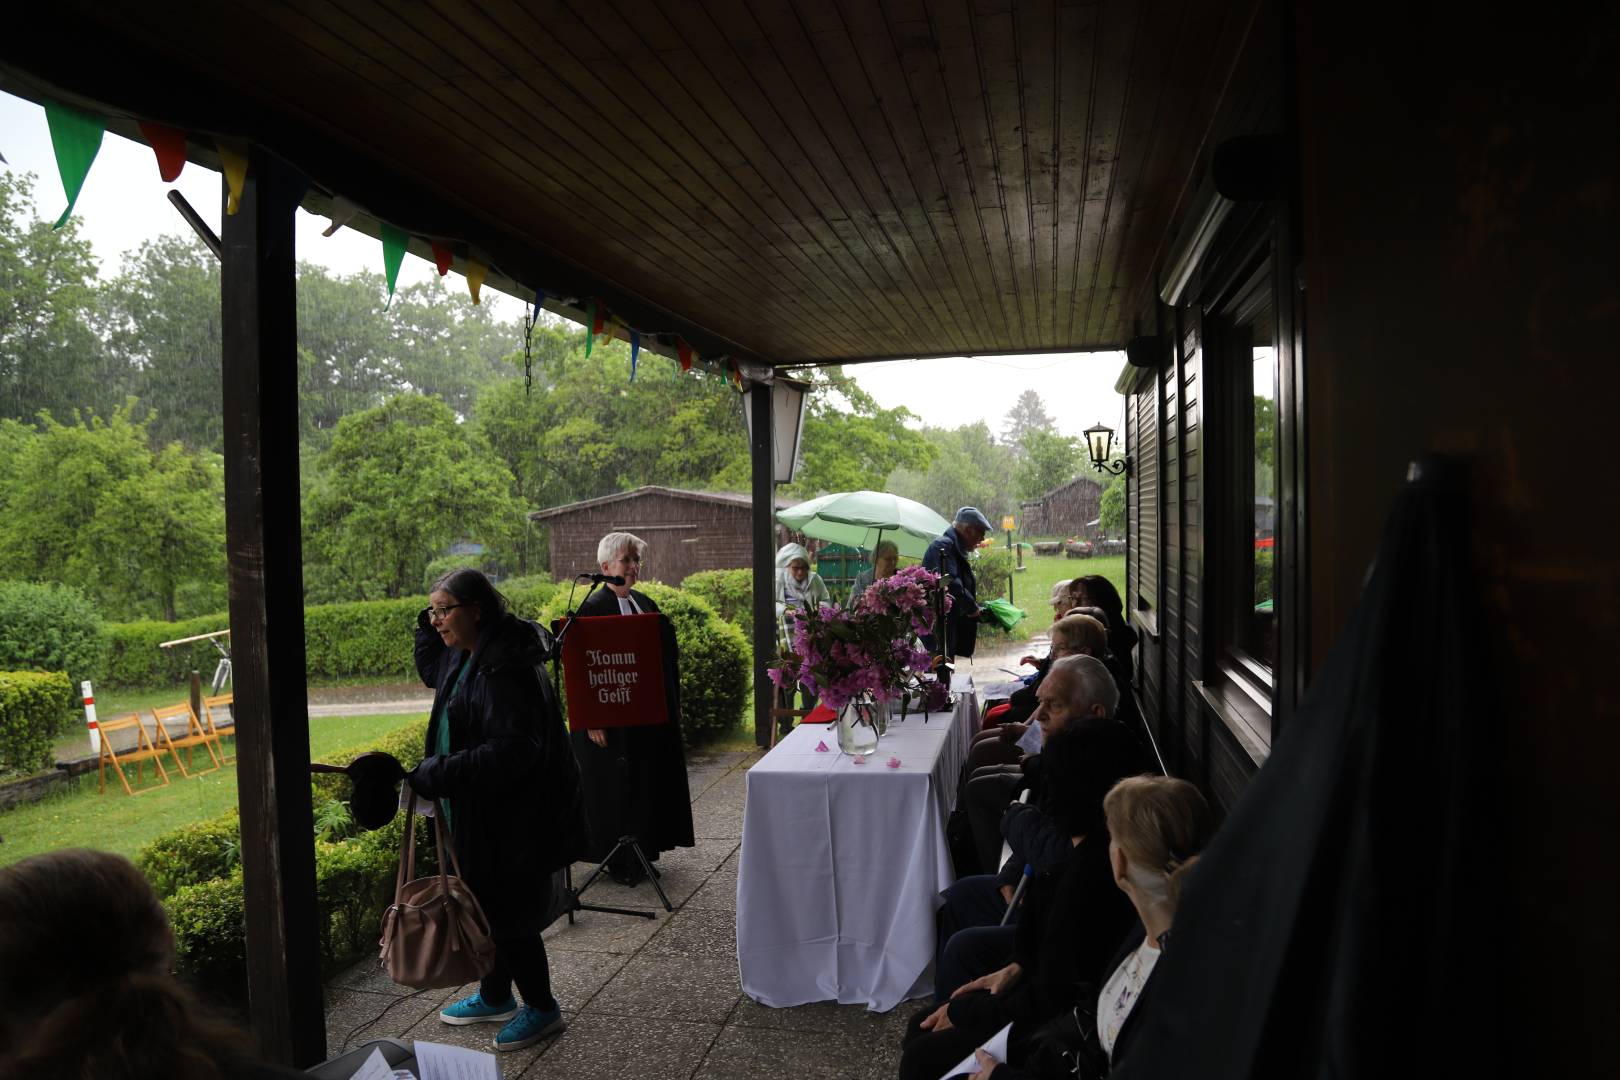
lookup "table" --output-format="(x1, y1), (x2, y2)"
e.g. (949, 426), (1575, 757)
(736, 675), (978, 1012)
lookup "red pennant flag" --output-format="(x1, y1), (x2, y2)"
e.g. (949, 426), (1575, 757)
(137, 122), (187, 182)
(677, 342), (693, 374)
(429, 240), (454, 277)
(592, 305), (608, 336)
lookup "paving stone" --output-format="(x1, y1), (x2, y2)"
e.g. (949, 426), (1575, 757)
(681, 870), (738, 911)
(324, 986), (449, 1058)
(690, 800), (745, 840)
(685, 767), (730, 799)
(654, 837), (738, 877)
(546, 948), (631, 1009)
(327, 956), (415, 997)
(727, 995), (899, 1041)
(514, 1015), (719, 1080)
(859, 1005), (916, 1080)
(643, 907), (736, 961)
(543, 904), (670, 954)
(402, 1003), (557, 1076)
(565, 860), (701, 909)
(583, 952), (742, 1025)
(690, 1024), (859, 1080)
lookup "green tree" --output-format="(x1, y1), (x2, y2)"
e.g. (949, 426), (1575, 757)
(888, 421), (1018, 522)
(0, 172), (114, 424)
(102, 235), (222, 449)
(789, 367), (934, 497)
(1014, 429), (1082, 501)
(302, 394), (525, 600)
(1099, 468), (1126, 536)
(0, 404), (224, 620)
(1001, 388), (1055, 450)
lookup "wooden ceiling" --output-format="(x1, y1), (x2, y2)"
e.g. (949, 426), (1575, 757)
(1, 0), (1260, 368)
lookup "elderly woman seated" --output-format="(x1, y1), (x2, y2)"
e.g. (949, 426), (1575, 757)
(847, 538), (900, 607)
(774, 542), (831, 726)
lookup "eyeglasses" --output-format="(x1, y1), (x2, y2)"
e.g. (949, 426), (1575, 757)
(427, 604), (467, 622)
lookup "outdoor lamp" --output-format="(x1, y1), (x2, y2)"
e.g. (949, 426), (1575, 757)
(741, 376), (810, 484)
(1084, 423), (1130, 476)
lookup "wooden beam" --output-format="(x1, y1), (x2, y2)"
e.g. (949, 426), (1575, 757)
(220, 149), (325, 1067)
(749, 381), (776, 749)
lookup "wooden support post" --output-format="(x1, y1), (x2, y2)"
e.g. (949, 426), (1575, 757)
(220, 149), (324, 1066)
(749, 380), (776, 749)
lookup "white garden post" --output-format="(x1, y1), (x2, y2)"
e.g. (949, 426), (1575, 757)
(81, 680), (99, 754)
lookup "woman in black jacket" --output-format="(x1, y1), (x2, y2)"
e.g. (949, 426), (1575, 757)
(407, 569), (588, 1053)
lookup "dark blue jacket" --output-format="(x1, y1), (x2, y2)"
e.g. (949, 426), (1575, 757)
(922, 526), (981, 657)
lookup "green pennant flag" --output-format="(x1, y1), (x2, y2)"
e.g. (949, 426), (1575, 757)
(381, 224), (408, 308)
(585, 299), (597, 357)
(44, 101), (105, 229)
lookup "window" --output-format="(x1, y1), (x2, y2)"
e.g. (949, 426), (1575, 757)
(1233, 271), (1279, 672)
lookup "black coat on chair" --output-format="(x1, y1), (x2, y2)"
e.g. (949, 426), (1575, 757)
(568, 586), (695, 877)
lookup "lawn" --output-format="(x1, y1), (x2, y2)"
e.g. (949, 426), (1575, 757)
(983, 552), (1126, 641)
(0, 712), (427, 868)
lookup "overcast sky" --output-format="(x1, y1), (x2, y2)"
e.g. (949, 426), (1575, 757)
(2, 91), (1128, 443)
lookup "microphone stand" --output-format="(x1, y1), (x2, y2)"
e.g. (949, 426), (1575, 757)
(550, 576), (667, 922)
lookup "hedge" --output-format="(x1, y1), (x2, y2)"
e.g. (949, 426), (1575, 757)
(0, 581), (108, 691)
(0, 670), (74, 775)
(148, 718), (438, 1006)
(682, 568), (754, 643)
(106, 585), (562, 689)
(538, 580), (750, 744)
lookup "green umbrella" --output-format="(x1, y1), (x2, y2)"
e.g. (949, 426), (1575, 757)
(776, 490), (950, 560)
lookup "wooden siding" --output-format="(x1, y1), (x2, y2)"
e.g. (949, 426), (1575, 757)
(0, 0), (1259, 365)
(1019, 475), (1104, 537)
(538, 490), (771, 586)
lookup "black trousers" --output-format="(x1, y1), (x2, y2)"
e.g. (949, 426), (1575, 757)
(478, 877), (557, 1010)
(899, 1003), (994, 1080)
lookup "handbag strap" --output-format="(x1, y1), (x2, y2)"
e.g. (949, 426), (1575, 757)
(394, 790), (417, 906)
(431, 799), (469, 881)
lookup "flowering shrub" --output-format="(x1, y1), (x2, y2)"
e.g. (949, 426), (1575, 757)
(770, 565), (948, 710)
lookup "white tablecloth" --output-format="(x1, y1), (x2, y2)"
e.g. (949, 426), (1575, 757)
(736, 675), (978, 1012)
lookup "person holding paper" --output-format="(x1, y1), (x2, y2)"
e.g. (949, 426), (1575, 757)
(409, 569), (588, 1052)
(570, 531), (694, 885)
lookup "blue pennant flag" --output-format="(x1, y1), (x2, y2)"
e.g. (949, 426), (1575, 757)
(629, 330), (640, 382)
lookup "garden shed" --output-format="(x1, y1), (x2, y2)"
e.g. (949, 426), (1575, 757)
(529, 486), (794, 585)
(1019, 474), (1104, 538)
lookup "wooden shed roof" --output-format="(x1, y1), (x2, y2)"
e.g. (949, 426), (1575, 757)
(528, 485), (794, 521)
(1, 0), (1260, 368)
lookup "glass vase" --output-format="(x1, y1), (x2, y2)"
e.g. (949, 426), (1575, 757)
(837, 693), (881, 757)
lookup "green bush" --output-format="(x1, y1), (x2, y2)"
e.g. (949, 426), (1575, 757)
(310, 718), (429, 805)
(500, 576), (559, 621)
(0, 670), (74, 774)
(422, 554), (488, 593)
(104, 615), (228, 688)
(0, 581), (108, 692)
(682, 568), (754, 643)
(137, 810), (242, 899)
(1255, 546), (1275, 607)
(538, 581), (750, 744)
(164, 869), (248, 1004)
(302, 597), (425, 681)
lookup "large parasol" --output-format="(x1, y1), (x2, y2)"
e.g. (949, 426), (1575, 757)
(775, 490), (950, 560)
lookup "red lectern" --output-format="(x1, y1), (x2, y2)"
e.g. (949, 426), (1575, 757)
(557, 613), (668, 732)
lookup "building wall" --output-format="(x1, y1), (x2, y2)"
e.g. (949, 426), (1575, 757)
(1019, 476), (1103, 537)
(542, 492), (762, 585)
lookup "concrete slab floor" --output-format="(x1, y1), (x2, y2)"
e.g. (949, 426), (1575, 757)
(324, 745), (916, 1078)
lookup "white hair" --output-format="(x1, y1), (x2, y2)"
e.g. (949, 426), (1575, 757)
(1047, 654), (1119, 717)
(596, 531), (647, 565)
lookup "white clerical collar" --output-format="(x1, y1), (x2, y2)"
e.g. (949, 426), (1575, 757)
(617, 593), (641, 615)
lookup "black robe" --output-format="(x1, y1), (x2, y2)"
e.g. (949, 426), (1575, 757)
(567, 586), (695, 873)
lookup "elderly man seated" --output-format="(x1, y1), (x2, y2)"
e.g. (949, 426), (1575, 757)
(934, 655), (1147, 1002)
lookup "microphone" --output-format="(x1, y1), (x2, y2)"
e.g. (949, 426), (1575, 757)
(576, 572), (626, 585)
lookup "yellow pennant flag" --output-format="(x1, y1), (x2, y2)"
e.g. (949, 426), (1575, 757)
(466, 259), (488, 305)
(216, 141), (249, 215)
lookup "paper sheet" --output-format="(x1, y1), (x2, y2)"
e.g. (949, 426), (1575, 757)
(939, 1022), (1013, 1080)
(415, 1040), (498, 1080)
(347, 1047), (395, 1080)
(1015, 721), (1043, 755)
(398, 783), (436, 816)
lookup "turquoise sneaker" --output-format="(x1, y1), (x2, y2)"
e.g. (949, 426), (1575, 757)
(493, 1004), (565, 1052)
(439, 991), (518, 1026)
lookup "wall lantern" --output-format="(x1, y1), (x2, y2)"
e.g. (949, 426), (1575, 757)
(1083, 422), (1130, 476)
(741, 376), (810, 484)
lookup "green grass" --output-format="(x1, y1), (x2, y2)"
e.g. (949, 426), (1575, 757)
(983, 553), (1127, 641)
(0, 712), (427, 869)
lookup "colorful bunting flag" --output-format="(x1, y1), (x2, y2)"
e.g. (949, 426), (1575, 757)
(429, 239), (454, 276)
(585, 300), (597, 357)
(0, 149), (7, 165)
(629, 330), (640, 382)
(677, 342), (693, 374)
(44, 101), (105, 229)
(216, 141), (249, 215)
(323, 196), (359, 237)
(466, 259), (488, 305)
(380, 224), (408, 308)
(136, 121), (187, 182)
(727, 359), (744, 390)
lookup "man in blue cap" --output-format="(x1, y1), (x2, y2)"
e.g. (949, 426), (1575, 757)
(923, 507), (991, 659)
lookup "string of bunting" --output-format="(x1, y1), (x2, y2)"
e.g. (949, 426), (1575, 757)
(34, 97), (756, 390)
